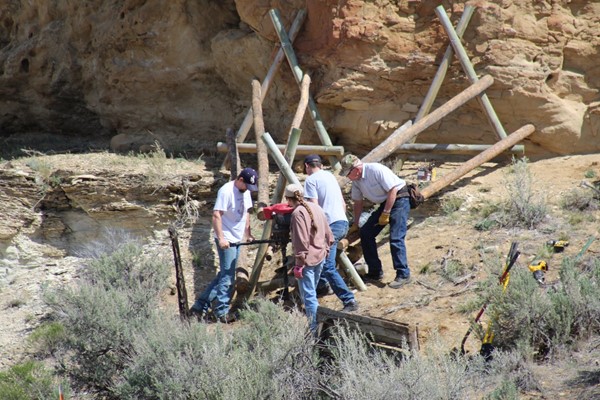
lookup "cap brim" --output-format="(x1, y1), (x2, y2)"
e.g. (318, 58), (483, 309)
(340, 167), (352, 177)
(246, 184), (258, 192)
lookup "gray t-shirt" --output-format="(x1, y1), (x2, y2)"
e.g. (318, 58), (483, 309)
(213, 180), (253, 242)
(351, 163), (405, 204)
(304, 169), (348, 225)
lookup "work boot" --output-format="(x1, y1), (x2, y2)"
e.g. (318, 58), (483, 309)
(363, 271), (384, 282)
(388, 275), (411, 289)
(342, 301), (359, 313)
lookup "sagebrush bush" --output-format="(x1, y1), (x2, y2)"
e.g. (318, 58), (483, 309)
(324, 324), (486, 400)
(475, 158), (546, 230)
(44, 240), (170, 395)
(114, 300), (321, 400)
(560, 188), (599, 211)
(484, 256), (600, 357)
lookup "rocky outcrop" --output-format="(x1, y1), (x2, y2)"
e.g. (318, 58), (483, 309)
(0, 0), (598, 157)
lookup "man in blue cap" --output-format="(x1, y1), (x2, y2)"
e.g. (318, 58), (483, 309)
(190, 167), (258, 322)
(304, 154), (359, 312)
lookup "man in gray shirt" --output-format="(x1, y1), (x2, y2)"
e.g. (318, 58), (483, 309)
(340, 154), (411, 289)
(304, 154), (358, 312)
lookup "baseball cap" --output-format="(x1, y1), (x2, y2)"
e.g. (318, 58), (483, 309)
(303, 154), (322, 165)
(239, 167), (258, 191)
(339, 154), (361, 177)
(284, 183), (303, 198)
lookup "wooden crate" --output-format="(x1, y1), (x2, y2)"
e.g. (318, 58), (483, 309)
(317, 306), (419, 352)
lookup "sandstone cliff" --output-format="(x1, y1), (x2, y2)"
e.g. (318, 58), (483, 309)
(0, 0), (598, 158)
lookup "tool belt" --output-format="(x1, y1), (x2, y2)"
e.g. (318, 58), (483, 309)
(395, 185), (410, 199)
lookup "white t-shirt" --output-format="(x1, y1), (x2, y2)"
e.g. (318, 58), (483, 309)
(304, 169), (348, 224)
(351, 163), (405, 204)
(213, 180), (253, 243)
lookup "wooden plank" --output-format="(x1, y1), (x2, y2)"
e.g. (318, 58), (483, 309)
(317, 307), (418, 350)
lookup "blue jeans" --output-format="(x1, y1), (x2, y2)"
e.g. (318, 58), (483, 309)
(360, 196), (410, 279)
(191, 239), (240, 318)
(318, 220), (355, 305)
(297, 258), (324, 332)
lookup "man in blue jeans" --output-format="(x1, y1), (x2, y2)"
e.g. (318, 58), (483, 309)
(190, 167), (258, 322)
(340, 154), (411, 289)
(303, 154), (359, 312)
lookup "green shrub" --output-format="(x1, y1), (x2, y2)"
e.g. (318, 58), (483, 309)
(27, 322), (66, 356)
(499, 158), (547, 229)
(484, 256), (600, 357)
(114, 300), (321, 400)
(323, 325), (486, 400)
(0, 361), (69, 400)
(474, 158), (546, 230)
(44, 239), (170, 395)
(560, 188), (599, 211)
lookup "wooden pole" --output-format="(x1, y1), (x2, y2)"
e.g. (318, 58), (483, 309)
(225, 127), (240, 178)
(415, 6), (475, 122)
(261, 132), (301, 186)
(362, 75), (494, 165)
(420, 124), (535, 199)
(222, 10), (306, 169)
(252, 80), (270, 209)
(436, 6), (507, 140)
(256, 275), (297, 293)
(168, 225), (189, 320)
(216, 143), (344, 157)
(269, 8), (341, 172)
(245, 129), (303, 299)
(337, 250), (367, 291)
(395, 143), (525, 155)
(231, 10), (306, 144)
(270, 128), (303, 207)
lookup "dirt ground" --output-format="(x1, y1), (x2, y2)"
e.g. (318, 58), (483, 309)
(2, 152), (599, 398)
(175, 153), (600, 398)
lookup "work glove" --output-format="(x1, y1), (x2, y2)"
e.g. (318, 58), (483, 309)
(348, 224), (359, 236)
(378, 211), (390, 226)
(293, 265), (304, 279)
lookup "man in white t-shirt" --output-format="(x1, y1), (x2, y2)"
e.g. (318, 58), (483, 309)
(304, 154), (358, 312)
(341, 154), (411, 289)
(190, 167), (258, 322)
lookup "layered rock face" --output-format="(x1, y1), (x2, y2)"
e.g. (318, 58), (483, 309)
(0, 0), (598, 157)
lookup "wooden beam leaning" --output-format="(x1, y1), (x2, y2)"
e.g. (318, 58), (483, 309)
(244, 132), (302, 298)
(269, 9), (341, 172)
(252, 80), (270, 210)
(261, 133), (301, 186)
(245, 76), (311, 299)
(216, 143), (344, 157)
(420, 124), (535, 199)
(232, 10), (306, 146)
(415, 6), (475, 122)
(435, 6), (507, 140)
(393, 6), (474, 172)
(396, 143), (524, 155)
(362, 75), (494, 164)
(337, 250), (367, 292)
